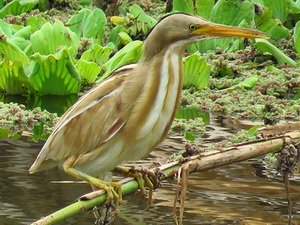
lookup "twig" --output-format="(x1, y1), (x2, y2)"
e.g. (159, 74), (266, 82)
(31, 130), (300, 225)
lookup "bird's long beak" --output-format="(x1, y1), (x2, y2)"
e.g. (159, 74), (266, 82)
(193, 22), (269, 39)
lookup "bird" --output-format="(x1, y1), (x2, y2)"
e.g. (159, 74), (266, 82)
(29, 13), (268, 208)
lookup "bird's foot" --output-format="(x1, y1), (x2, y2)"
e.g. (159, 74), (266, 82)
(90, 177), (122, 212)
(114, 166), (161, 206)
(64, 166), (122, 216)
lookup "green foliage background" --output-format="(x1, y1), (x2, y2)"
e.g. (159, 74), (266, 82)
(1, 0), (300, 139)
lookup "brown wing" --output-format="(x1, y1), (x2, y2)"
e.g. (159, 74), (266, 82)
(29, 66), (135, 173)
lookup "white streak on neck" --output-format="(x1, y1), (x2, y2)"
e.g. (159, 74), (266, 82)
(139, 46), (181, 138)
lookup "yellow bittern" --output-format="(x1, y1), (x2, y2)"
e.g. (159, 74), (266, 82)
(29, 13), (268, 207)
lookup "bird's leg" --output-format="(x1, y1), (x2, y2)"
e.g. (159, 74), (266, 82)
(114, 166), (160, 205)
(63, 160), (122, 210)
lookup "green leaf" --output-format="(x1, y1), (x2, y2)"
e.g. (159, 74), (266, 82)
(67, 8), (107, 43)
(30, 20), (79, 57)
(255, 39), (297, 67)
(106, 25), (128, 49)
(26, 15), (47, 31)
(184, 132), (196, 141)
(251, 0), (289, 22)
(195, 0), (214, 19)
(293, 21), (300, 56)
(10, 25), (34, 50)
(0, 35), (30, 64)
(0, 59), (32, 94)
(129, 4), (157, 26)
(210, 0), (254, 51)
(189, 0), (256, 53)
(172, 0), (194, 14)
(118, 32), (133, 45)
(0, 20), (13, 38)
(31, 121), (47, 142)
(225, 76), (259, 92)
(29, 48), (81, 95)
(247, 125), (261, 136)
(80, 44), (112, 66)
(75, 60), (101, 84)
(176, 107), (210, 124)
(78, 0), (93, 7)
(0, 128), (9, 138)
(172, 0), (214, 18)
(183, 53), (211, 89)
(101, 41), (143, 81)
(110, 16), (128, 26)
(240, 76), (259, 89)
(0, 0), (39, 18)
(254, 5), (289, 39)
(127, 4), (157, 36)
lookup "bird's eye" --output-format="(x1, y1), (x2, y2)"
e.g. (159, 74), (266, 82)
(189, 24), (198, 31)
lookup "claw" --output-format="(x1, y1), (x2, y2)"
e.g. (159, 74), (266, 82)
(113, 166), (161, 205)
(63, 164), (122, 218)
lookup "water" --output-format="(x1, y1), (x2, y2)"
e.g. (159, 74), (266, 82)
(0, 117), (299, 225)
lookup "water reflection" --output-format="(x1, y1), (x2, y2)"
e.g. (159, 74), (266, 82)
(1, 94), (78, 116)
(28, 94), (78, 116)
(0, 123), (299, 224)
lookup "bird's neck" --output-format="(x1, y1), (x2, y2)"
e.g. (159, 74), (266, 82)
(134, 43), (185, 143)
(141, 37), (188, 62)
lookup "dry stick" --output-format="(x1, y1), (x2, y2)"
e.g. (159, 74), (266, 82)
(31, 130), (300, 225)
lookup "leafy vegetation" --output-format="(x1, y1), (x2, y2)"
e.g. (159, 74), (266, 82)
(0, 0), (300, 140)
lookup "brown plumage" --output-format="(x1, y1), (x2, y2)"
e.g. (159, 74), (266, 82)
(29, 13), (268, 202)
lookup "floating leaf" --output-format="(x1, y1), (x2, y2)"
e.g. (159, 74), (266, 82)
(0, 59), (32, 94)
(254, 5), (289, 39)
(172, 0), (194, 14)
(189, 0), (256, 53)
(118, 32), (133, 45)
(251, 0), (289, 22)
(26, 15), (47, 31)
(106, 25), (128, 49)
(29, 48), (81, 95)
(176, 107), (210, 124)
(110, 16), (128, 26)
(0, 128), (9, 139)
(67, 8), (107, 43)
(75, 60), (101, 84)
(172, 0), (214, 18)
(30, 21), (79, 57)
(10, 25), (34, 50)
(293, 20), (300, 56)
(80, 44), (112, 67)
(255, 39), (297, 67)
(0, 20), (13, 38)
(225, 76), (259, 92)
(210, 0), (255, 47)
(129, 4), (157, 27)
(128, 4), (157, 36)
(101, 41), (143, 81)
(0, 0), (39, 19)
(184, 132), (196, 141)
(183, 53), (211, 89)
(0, 35), (30, 64)
(195, 0), (215, 19)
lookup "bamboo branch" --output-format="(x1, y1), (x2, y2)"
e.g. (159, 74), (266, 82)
(31, 130), (300, 225)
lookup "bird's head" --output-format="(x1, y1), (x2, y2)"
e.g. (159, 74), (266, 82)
(142, 13), (268, 60)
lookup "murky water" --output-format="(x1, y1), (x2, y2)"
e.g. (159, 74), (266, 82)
(0, 117), (299, 225)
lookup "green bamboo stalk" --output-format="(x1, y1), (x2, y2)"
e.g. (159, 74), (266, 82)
(31, 130), (300, 225)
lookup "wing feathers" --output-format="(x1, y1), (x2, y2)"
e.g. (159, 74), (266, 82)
(29, 67), (135, 172)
